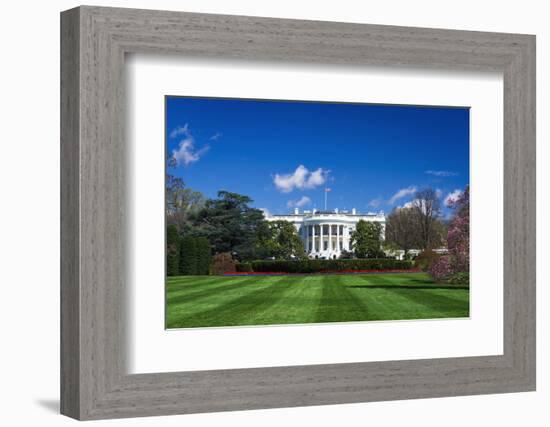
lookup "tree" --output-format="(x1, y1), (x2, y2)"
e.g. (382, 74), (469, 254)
(166, 173), (205, 233)
(179, 236), (198, 275)
(411, 188), (443, 250)
(178, 236), (212, 275)
(429, 186), (470, 283)
(191, 191), (268, 261)
(446, 186), (469, 272)
(263, 220), (306, 260)
(385, 207), (418, 257)
(195, 237), (212, 275)
(350, 220), (384, 258)
(166, 224), (180, 276)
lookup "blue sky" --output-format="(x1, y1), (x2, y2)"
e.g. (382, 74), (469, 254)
(166, 96), (469, 217)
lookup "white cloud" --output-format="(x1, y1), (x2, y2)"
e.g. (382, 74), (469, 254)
(368, 198), (382, 208)
(287, 196), (312, 208)
(171, 124), (210, 166)
(169, 124), (190, 139)
(273, 165), (328, 193)
(389, 186), (417, 204)
(209, 132), (222, 141)
(435, 188), (443, 199)
(444, 189), (463, 207)
(425, 170), (458, 177)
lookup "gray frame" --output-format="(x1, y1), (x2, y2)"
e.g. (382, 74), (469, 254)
(61, 5), (536, 420)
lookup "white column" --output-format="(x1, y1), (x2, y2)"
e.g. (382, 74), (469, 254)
(328, 223), (332, 253)
(320, 224), (324, 253)
(337, 224), (340, 252)
(311, 225), (316, 253)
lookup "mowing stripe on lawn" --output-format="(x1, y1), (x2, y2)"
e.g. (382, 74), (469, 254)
(339, 275), (404, 320)
(167, 276), (294, 328)
(254, 275), (323, 325)
(166, 276), (238, 294)
(315, 274), (371, 323)
(345, 274), (466, 320)
(386, 288), (469, 317)
(206, 276), (308, 327)
(354, 274), (469, 317)
(165, 273), (470, 327)
(166, 277), (257, 305)
(166, 278), (273, 322)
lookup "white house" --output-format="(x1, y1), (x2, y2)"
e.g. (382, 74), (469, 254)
(265, 208), (386, 259)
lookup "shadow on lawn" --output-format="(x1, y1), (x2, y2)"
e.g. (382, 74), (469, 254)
(346, 284), (469, 291)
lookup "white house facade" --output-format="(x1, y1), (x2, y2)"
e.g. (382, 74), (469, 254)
(266, 208), (386, 259)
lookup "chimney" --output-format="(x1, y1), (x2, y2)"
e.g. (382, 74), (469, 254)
(294, 207), (299, 215)
(352, 208), (356, 215)
(334, 208), (339, 213)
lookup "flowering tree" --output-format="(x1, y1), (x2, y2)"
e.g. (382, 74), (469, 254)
(429, 186), (469, 283)
(447, 186), (469, 272)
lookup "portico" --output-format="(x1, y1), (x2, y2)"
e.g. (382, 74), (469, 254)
(266, 208), (386, 259)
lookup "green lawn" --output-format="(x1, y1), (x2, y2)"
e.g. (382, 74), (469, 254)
(166, 273), (469, 329)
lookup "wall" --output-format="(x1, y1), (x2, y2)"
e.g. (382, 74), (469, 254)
(0, 0), (547, 425)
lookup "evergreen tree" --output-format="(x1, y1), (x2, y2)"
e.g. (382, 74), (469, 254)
(195, 237), (212, 275)
(350, 220), (384, 259)
(166, 224), (180, 276)
(179, 236), (198, 275)
(264, 220), (307, 260)
(191, 191), (269, 261)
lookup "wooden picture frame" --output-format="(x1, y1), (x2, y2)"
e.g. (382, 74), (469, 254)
(60, 5), (536, 420)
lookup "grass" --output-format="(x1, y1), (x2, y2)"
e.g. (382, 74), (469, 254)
(165, 272), (469, 329)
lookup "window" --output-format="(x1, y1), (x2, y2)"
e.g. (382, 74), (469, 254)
(323, 241), (328, 251)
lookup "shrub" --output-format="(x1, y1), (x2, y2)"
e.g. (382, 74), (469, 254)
(428, 255), (453, 281)
(179, 236), (198, 275)
(429, 257), (470, 285)
(211, 252), (237, 275)
(195, 237), (212, 275)
(248, 258), (414, 274)
(447, 272), (469, 286)
(236, 262), (253, 272)
(339, 250), (354, 259)
(166, 225), (180, 276)
(414, 250), (440, 272)
(179, 236), (212, 275)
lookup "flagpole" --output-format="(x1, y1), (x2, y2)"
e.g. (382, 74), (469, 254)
(324, 187), (328, 211)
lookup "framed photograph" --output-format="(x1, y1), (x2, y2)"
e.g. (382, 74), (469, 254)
(61, 6), (536, 420)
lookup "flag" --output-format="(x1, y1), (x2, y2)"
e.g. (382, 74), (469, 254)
(325, 188), (331, 192)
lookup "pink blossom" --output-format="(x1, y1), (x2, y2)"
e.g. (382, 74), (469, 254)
(429, 187), (469, 282)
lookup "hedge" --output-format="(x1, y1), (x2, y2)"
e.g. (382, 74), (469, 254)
(235, 262), (253, 273)
(166, 224), (180, 276)
(179, 236), (212, 275)
(246, 259), (414, 274)
(195, 237), (212, 275)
